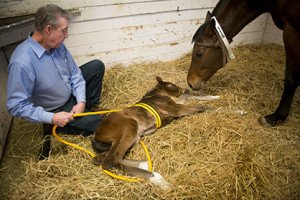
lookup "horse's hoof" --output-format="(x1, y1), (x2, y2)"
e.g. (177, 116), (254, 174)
(258, 117), (274, 127)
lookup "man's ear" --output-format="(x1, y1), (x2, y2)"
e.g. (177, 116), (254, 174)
(44, 25), (52, 35)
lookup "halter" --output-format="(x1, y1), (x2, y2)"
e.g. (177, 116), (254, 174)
(194, 16), (235, 67)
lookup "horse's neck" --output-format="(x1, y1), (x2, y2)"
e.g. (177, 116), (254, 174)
(212, 0), (268, 40)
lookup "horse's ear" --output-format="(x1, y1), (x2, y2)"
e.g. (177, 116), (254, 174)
(156, 76), (163, 83)
(205, 11), (212, 23)
(209, 18), (216, 32)
(206, 17), (216, 36)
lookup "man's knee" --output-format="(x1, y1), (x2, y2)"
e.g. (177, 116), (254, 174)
(80, 59), (105, 80)
(91, 59), (105, 74)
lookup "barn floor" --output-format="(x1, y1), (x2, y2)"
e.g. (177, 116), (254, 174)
(0, 44), (299, 199)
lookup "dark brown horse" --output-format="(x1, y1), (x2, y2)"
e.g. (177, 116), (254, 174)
(188, 0), (300, 127)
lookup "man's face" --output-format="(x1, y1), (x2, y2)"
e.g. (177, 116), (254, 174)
(48, 16), (69, 48)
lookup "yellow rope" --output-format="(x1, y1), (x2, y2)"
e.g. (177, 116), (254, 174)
(132, 103), (161, 128)
(52, 103), (161, 182)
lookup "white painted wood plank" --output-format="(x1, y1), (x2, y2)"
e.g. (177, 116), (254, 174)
(74, 39), (193, 67)
(0, 0), (218, 19)
(0, 0), (153, 18)
(262, 14), (283, 45)
(69, 9), (209, 35)
(262, 32), (283, 45)
(66, 19), (202, 57)
(233, 31), (265, 45)
(75, 0), (219, 22)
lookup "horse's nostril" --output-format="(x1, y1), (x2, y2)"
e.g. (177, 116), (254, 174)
(188, 82), (201, 91)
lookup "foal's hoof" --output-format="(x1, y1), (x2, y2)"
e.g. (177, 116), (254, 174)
(258, 117), (274, 127)
(149, 172), (170, 190)
(235, 110), (244, 116)
(138, 161), (149, 170)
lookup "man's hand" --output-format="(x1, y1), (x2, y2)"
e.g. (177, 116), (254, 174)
(70, 102), (86, 114)
(52, 111), (74, 127)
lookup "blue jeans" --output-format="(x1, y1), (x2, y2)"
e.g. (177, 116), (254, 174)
(55, 59), (105, 136)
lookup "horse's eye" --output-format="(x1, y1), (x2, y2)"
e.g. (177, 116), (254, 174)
(196, 52), (203, 57)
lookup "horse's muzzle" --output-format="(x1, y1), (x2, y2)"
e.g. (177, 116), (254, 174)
(188, 82), (201, 91)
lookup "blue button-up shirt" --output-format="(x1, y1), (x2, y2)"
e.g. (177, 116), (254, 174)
(6, 32), (86, 124)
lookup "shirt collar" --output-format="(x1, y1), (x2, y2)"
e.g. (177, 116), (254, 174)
(28, 31), (49, 58)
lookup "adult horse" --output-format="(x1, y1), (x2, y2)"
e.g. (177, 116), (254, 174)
(187, 0), (300, 127)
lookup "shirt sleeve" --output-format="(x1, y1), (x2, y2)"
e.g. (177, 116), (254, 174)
(65, 46), (86, 104)
(6, 61), (54, 124)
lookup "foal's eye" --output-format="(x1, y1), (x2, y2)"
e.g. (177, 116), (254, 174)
(196, 52), (203, 57)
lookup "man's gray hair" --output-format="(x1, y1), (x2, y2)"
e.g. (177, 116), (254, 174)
(35, 4), (70, 32)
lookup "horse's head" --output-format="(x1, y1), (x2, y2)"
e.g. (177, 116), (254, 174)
(187, 11), (224, 90)
(145, 76), (189, 98)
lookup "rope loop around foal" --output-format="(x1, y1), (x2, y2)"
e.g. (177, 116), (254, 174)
(52, 107), (155, 183)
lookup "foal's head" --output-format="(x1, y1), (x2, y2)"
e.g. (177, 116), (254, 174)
(145, 76), (189, 98)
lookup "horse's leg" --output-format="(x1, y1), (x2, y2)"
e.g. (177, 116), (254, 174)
(262, 23), (300, 127)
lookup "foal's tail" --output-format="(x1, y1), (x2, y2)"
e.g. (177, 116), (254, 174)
(91, 134), (111, 153)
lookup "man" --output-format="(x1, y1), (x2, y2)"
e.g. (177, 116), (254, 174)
(6, 4), (104, 136)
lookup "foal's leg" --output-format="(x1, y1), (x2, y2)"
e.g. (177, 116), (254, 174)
(174, 93), (244, 117)
(122, 165), (170, 190)
(95, 121), (140, 170)
(176, 94), (220, 104)
(121, 159), (149, 170)
(262, 23), (300, 127)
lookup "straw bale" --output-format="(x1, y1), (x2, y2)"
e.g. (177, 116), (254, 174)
(0, 44), (299, 200)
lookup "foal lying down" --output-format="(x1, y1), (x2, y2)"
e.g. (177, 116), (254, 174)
(92, 76), (243, 190)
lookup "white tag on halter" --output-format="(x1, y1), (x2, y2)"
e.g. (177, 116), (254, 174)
(211, 16), (235, 60)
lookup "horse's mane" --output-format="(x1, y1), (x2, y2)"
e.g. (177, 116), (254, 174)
(211, 0), (228, 16)
(192, 0), (228, 43)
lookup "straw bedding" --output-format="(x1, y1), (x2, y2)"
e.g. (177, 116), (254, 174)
(0, 44), (299, 199)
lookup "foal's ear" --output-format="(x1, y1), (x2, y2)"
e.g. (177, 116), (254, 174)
(205, 11), (212, 23)
(156, 76), (163, 83)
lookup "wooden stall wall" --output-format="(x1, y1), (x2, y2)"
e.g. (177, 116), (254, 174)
(0, 0), (270, 68)
(262, 14), (284, 45)
(0, 49), (12, 161)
